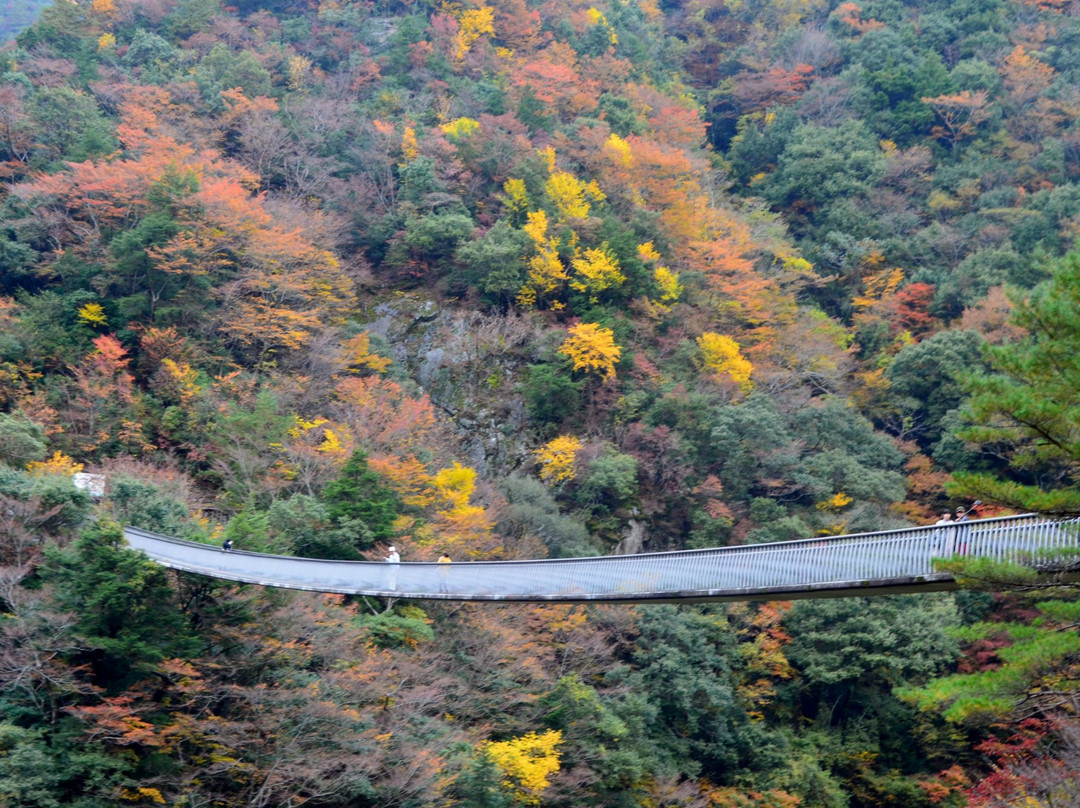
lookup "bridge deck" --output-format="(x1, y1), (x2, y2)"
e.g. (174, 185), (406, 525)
(124, 514), (1079, 603)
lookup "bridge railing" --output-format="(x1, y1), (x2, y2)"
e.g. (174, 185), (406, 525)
(124, 514), (1079, 602)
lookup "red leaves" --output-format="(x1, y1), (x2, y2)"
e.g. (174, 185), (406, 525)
(974, 718), (1054, 764)
(889, 282), (938, 337)
(955, 635), (1010, 675)
(964, 719), (1077, 808)
(65, 695), (166, 748)
(731, 64), (815, 116)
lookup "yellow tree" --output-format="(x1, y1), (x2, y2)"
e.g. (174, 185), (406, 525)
(428, 462), (497, 557)
(558, 323), (621, 380)
(638, 241), (682, 311)
(534, 435), (582, 483)
(283, 415), (352, 494)
(440, 117), (481, 140)
(697, 332), (754, 391)
(400, 125), (419, 162)
(431, 461), (477, 512)
(503, 177), (530, 224)
(569, 245), (625, 302)
(545, 171), (604, 221)
(77, 303), (108, 328)
(653, 266), (682, 308)
(454, 5), (495, 60)
(482, 730), (563, 805)
(27, 451), (84, 476)
(341, 332), (391, 375)
(605, 133), (633, 167)
(517, 210), (568, 308)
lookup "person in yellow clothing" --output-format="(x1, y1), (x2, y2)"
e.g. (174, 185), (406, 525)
(437, 552), (451, 593)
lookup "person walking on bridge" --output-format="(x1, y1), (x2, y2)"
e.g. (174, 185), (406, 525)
(385, 545), (400, 591)
(438, 552), (451, 593)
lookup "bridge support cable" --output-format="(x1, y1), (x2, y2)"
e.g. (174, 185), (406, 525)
(123, 515), (1079, 604)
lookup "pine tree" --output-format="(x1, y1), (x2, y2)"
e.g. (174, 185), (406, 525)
(321, 449), (401, 547)
(42, 520), (198, 689)
(949, 251), (1080, 515)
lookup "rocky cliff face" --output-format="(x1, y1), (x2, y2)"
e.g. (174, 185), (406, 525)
(366, 293), (542, 478)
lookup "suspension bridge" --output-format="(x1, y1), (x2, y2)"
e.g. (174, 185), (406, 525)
(124, 514), (1080, 603)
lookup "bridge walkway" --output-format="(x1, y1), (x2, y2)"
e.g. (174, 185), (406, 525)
(124, 514), (1079, 603)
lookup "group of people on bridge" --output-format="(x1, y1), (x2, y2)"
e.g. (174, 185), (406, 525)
(933, 502), (979, 556)
(382, 546), (452, 593)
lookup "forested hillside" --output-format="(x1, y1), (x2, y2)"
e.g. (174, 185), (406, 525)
(0, 0), (50, 42)
(1, 0), (1079, 803)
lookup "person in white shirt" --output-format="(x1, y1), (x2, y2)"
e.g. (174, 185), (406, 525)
(384, 545), (400, 591)
(934, 512), (956, 555)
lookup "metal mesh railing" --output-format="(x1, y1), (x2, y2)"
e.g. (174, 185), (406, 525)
(124, 514), (1080, 603)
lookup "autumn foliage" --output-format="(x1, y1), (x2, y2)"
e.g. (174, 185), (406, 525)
(2, 0), (1080, 802)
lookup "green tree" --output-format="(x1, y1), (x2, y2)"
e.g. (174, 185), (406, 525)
(166, 0), (223, 41)
(522, 364), (583, 429)
(903, 251), (1080, 741)
(709, 394), (803, 502)
(122, 29), (178, 77)
(759, 120), (885, 217)
(885, 329), (986, 449)
(321, 449), (400, 548)
(456, 220), (531, 307)
(203, 388), (294, 504)
(451, 747), (517, 808)
(220, 501), (273, 551)
(193, 43), (273, 104)
(0, 412), (46, 467)
(0, 724), (129, 808)
(2, 291), (98, 371)
(628, 605), (753, 778)
(106, 475), (201, 539)
(398, 210), (476, 270)
(356, 606), (435, 650)
(42, 521), (198, 689)
(785, 596), (959, 727)
(266, 493), (366, 559)
(496, 475), (596, 558)
(948, 251), (1080, 514)
(793, 399), (906, 505)
(575, 449), (638, 515)
(0, 465), (91, 537)
(899, 593), (1080, 723)
(540, 674), (650, 801)
(105, 209), (183, 322)
(27, 86), (114, 163)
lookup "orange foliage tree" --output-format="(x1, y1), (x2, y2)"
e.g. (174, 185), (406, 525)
(11, 86), (355, 363)
(53, 335), (149, 457)
(922, 90), (992, 148)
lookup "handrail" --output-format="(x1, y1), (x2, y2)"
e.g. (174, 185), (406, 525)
(124, 515), (1080, 603)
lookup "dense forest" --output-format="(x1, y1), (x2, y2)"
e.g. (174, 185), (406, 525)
(1, 0), (1079, 804)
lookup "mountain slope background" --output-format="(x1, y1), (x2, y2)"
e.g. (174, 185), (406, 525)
(1, 0), (1079, 804)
